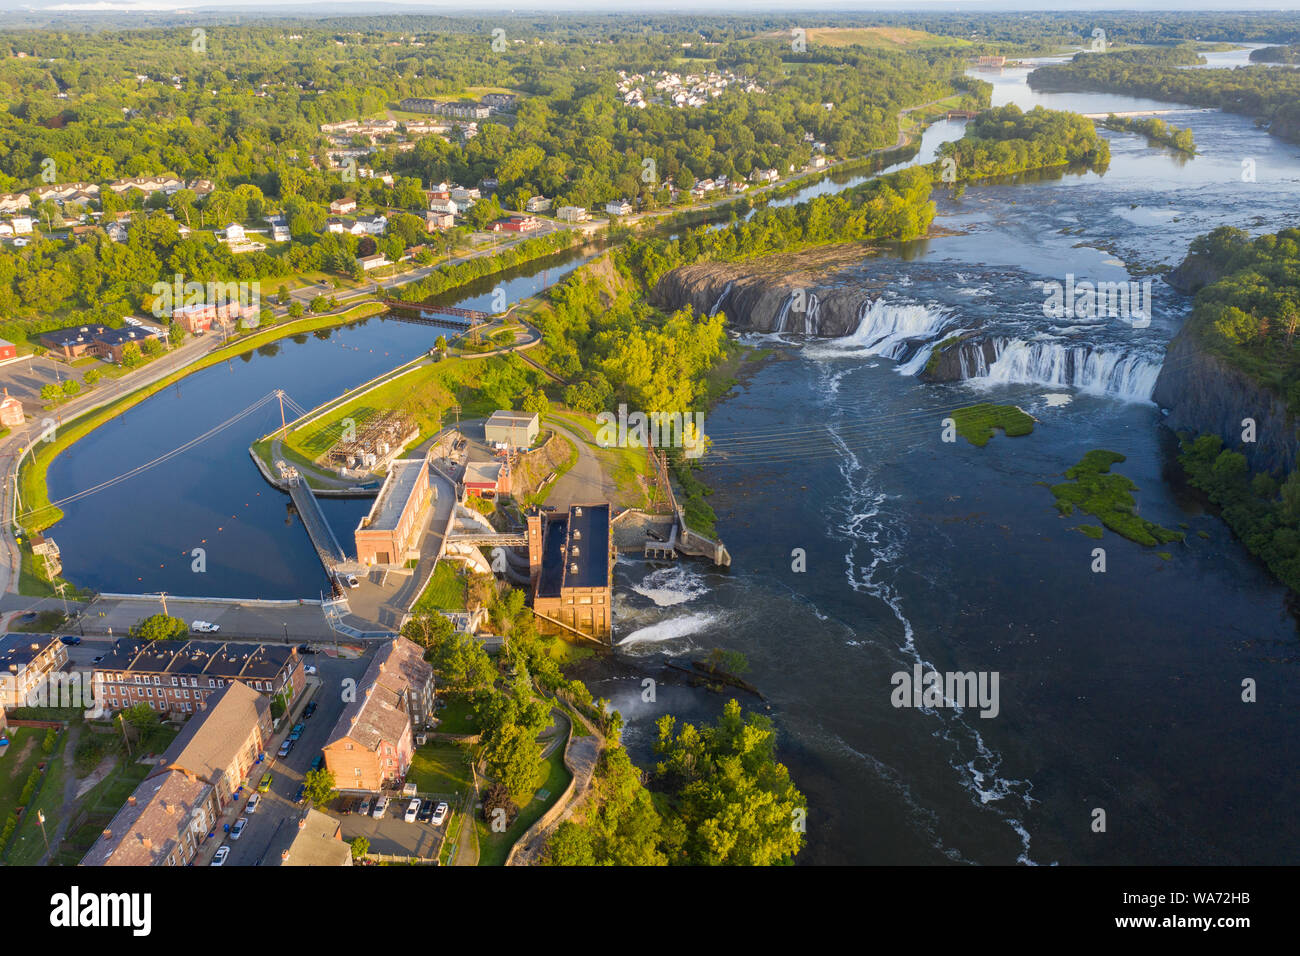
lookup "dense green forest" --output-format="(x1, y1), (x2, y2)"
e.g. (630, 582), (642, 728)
(1173, 227), (1300, 593)
(1028, 47), (1300, 145)
(1249, 45), (1300, 64)
(0, 21), (977, 347)
(936, 104), (1111, 180)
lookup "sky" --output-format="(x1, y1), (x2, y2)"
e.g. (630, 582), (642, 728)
(10, 1), (1300, 13)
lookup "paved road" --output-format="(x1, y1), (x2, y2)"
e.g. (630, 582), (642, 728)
(205, 652), (367, 867)
(544, 420), (617, 508)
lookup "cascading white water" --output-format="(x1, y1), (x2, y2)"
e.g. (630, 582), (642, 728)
(978, 338), (1161, 400)
(835, 299), (955, 359)
(804, 292), (821, 335)
(709, 281), (733, 317)
(774, 294), (794, 333)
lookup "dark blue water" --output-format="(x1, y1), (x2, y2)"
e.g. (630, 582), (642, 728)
(45, 251), (590, 598)
(598, 65), (1300, 865)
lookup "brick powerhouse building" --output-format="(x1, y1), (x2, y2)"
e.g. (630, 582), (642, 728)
(91, 639), (304, 717)
(324, 637), (434, 793)
(355, 456), (432, 566)
(81, 682), (271, 866)
(527, 503), (613, 640)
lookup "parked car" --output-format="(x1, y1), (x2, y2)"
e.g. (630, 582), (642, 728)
(59, 635), (82, 646)
(20, 610), (36, 621)
(230, 818), (247, 840)
(92, 655), (104, 663)
(346, 574), (360, 589)
(244, 793), (260, 814)
(404, 798), (421, 823)
(310, 754), (324, 772)
(211, 845), (230, 866)
(297, 644), (316, 654)
(417, 799), (435, 822)
(277, 739), (293, 758)
(431, 802), (449, 826)
(304, 664), (318, 676)
(357, 797), (372, 816)
(289, 723), (304, 741)
(191, 620), (219, 633)
(303, 701), (317, 719)
(372, 796), (389, 819)
(294, 784), (306, 805)
(258, 773), (273, 793)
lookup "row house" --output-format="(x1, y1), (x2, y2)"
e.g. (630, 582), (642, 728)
(80, 682), (270, 867)
(31, 182), (100, 204)
(171, 300), (255, 334)
(91, 639), (304, 717)
(0, 633), (69, 709)
(108, 175), (185, 196)
(0, 193), (31, 213)
(323, 637), (434, 792)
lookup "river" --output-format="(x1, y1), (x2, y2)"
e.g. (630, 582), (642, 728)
(42, 52), (1300, 865)
(603, 53), (1300, 866)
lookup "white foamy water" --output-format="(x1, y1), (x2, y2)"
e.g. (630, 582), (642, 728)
(630, 563), (711, 607)
(970, 338), (1161, 401)
(617, 611), (719, 649)
(805, 299), (957, 372)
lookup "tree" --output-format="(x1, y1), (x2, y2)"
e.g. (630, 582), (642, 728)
(40, 383), (61, 403)
(82, 368), (100, 385)
(62, 379), (80, 397)
(481, 781), (519, 830)
(288, 301), (305, 318)
(132, 613), (189, 642)
(120, 342), (142, 368)
(653, 699), (806, 866)
(303, 768), (336, 808)
(350, 836), (369, 860)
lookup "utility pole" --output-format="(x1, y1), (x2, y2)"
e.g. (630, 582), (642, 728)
(54, 581), (68, 619)
(119, 712), (132, 758)
(158, 591), (168, 617)
(37, 809), (49, 852)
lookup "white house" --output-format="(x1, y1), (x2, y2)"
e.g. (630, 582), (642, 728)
(428, 198), (459, 216)
(524, 196), (551, 213)
(604, 199), (632, 216)
(357, 214), (388, 236)
(224, 223), (246, 242)
(359, 253), (389, 271)
(556, 206), (590, 223)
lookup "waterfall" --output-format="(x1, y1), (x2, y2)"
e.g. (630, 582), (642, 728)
(834, 299), (956, 359)
(709, 281), (733, 317)
(774, 294), (794, 333)
(978, 338), (1161, 400)
(804, 292), (821, 335)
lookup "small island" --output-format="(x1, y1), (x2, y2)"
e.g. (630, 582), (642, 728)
(1102, 115), (1197, 155)
(950, 403), (1035, 447)
(1050, 449), (1184, 546)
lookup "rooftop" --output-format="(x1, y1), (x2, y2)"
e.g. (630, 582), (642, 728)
(360, 458), (428, 533)
(326, 638), (432, 754)
(277, 809), (351, 866)
(93, 638), (297, 682)
(0, 632), (59, 672)
(156, 681), (269, 782)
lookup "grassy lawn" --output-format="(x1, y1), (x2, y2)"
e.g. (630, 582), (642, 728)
(281, 353), (502, 463)
(409, 742), (473, 797)
(0, 728), (44, 825)
(432, 694), (480, 735)
(5, 728), (68, 865)
(412, 561), (467, 614)
(475, 747), (571, 866)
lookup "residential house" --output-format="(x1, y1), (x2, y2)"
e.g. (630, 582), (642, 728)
(0, 193), (31, 213)
(524, 196), (552, 213)
(604, 199), (633, 216)
(428, 197), (459, 217)
(0, 389), (22, 429)
(90, 639), (304, 717)
(323, 637), (435, 792)
(276, 809), (352, 866)
(556, 206), (590, 223)
(424, 211), (455, 231)
(0, 633), (69, 708)
(329, 197), (358, 215)
(80, 681), (271, 866)
(358, 253), (389, 271)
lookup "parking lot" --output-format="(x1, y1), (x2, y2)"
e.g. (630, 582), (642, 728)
(335, 793), (452, 859)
